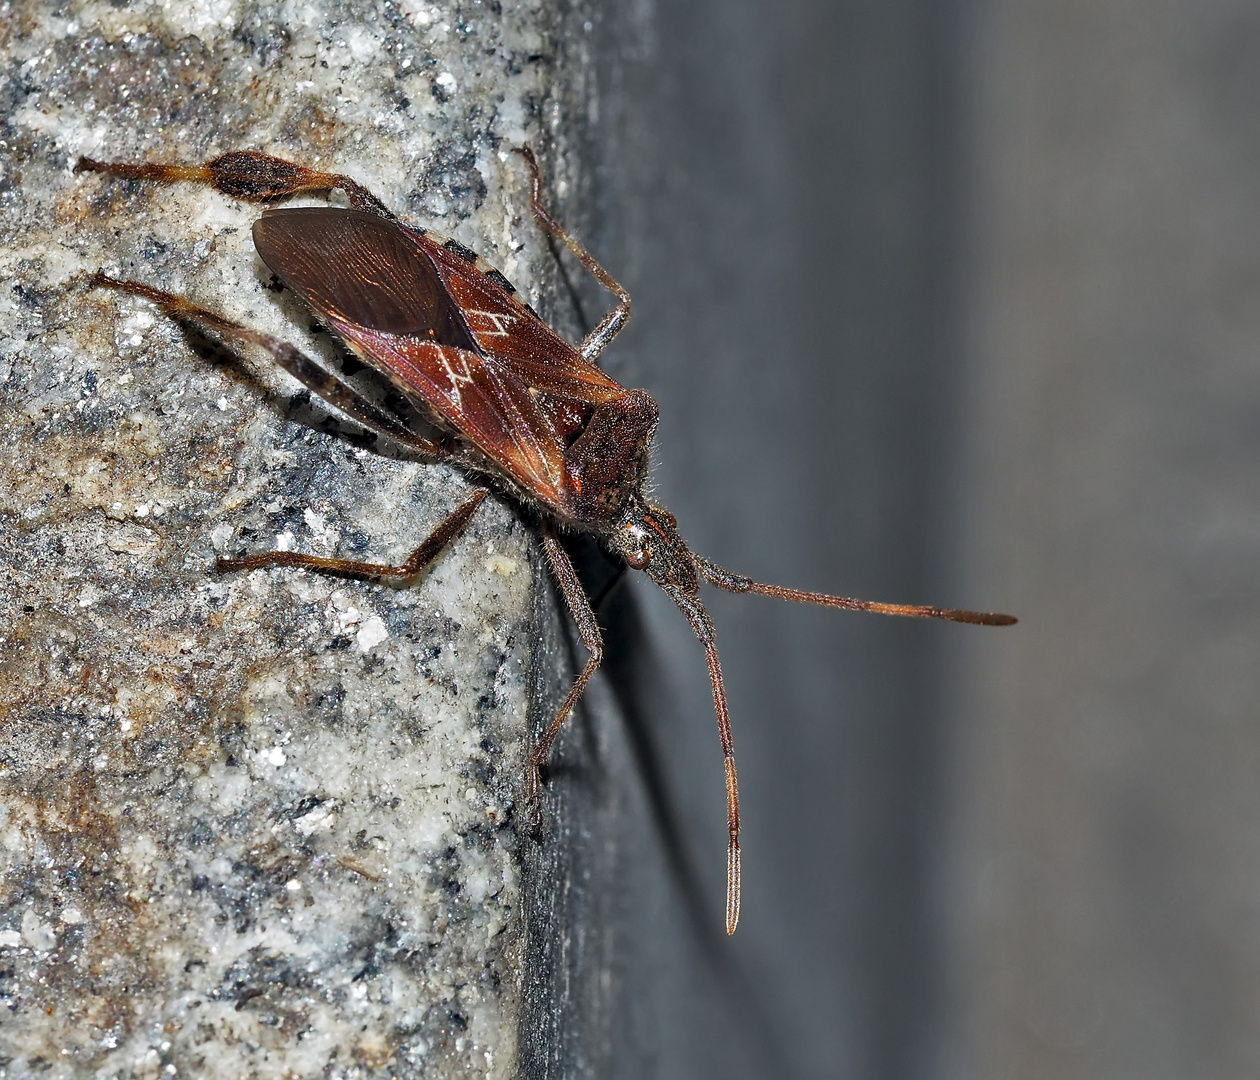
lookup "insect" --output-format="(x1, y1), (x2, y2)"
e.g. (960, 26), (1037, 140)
(75, 147), (1015, 935)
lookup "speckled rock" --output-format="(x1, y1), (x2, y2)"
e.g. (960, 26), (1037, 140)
(0, 1), (595, 1076)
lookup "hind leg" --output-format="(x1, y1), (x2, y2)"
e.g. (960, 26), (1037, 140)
(76, 150), (394, 218)
(87, 273), (444, 458)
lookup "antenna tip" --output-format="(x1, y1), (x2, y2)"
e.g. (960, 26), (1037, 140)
(726, 839), (742, 935)
(942, 608), (1018, 626)
(973, 612), (1018, 626)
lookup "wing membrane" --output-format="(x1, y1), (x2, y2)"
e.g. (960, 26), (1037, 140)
(425, 237), (618, 383)
(253, 208), (475, 348)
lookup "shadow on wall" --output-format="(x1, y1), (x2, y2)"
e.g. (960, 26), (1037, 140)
(582, 0), (973, 1077)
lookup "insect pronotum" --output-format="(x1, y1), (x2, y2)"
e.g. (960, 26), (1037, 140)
(75, 148), (1016, 935)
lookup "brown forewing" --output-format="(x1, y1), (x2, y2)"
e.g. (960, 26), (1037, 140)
(418, 229), (625, 443)
(253, 208), (476, 348)
(331, 322), (568, 504)
(253, 206), (629, 511)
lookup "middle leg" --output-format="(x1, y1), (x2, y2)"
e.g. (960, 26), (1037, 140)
(216, 488), (489, 579)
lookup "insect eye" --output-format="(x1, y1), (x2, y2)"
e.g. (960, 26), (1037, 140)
(626, 546), (650, 570)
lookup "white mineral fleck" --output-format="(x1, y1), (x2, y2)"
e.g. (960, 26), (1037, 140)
(346, 26), (377, 60)
(487, 554), (520, 577)
(21, 908), (56, 952)
(293, 805), (337, 836)
(356, 614), (389, 651)
(209, 522), (234, 550)
(107, 524), (158, 555)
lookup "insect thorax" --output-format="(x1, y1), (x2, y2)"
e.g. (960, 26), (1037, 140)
(561, 388), (659, 529)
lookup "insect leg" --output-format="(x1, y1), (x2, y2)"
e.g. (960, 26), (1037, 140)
(216, 488), (488, 579)
(512, 147), (632, 363)
(531, 522), (605, 816)
(75, 151), (393, 218)
(86, 273), (445, 458)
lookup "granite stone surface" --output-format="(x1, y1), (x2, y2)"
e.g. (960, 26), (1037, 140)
(0, 1), (606, 1075)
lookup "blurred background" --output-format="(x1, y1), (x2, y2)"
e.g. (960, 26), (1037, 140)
(574, 0), (1260, 1076)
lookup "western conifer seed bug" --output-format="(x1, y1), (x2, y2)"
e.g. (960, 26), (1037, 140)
(75, 147), (1016, 934)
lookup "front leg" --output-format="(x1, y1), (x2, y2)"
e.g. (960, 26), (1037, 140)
(513, 147), (631, 363)
(530, 522), (605, 819)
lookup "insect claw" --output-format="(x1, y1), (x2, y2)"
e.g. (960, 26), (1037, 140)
(524, 766), (546, 834)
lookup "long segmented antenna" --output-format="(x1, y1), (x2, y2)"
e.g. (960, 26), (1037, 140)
(669, 553), (1015, 935)
(694, 555), (1017, 626)
(669, 590), (742, 934)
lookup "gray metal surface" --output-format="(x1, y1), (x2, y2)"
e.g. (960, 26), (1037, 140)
(580, 0), (1260, 1077)
(582, 1), (968, 1076)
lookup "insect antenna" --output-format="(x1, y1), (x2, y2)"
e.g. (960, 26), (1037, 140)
(666, 550), (1014, 936)
(693, 555), (1017, 626)
(667, 590), (742, 935)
